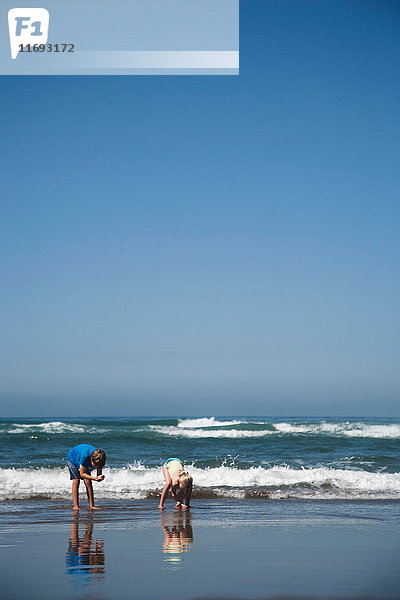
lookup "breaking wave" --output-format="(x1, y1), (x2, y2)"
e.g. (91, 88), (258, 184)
(2, 418), (399, 440)
(150, 420), (400, 440)
(1, 464), (399, 502)
(273, 422), (400, 439)
(177, 418), (242, 428)
(7, 422), (87, 435)
(2, 421), (109, 435)
(150, 425), (273, 438)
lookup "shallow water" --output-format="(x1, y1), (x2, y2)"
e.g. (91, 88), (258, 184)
(1, 499), (399, 600)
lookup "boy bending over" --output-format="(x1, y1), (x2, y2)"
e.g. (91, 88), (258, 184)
(67, 444), (106, 510)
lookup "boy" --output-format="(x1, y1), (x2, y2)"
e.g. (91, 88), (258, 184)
(67, 444), (106, 510)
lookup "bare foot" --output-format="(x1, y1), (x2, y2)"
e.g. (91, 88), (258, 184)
(89, 506), (101, 510)
(73, 506), (80, 511)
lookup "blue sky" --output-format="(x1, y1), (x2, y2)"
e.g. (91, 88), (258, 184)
(1, 1), (399, 416)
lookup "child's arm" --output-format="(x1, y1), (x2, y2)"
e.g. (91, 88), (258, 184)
(172, 481), (184, 508)
(171, 482), (180, 501)
(182, 483), (192, 509)
(79, 466), (104, 482)
(97, 467), (105, 481)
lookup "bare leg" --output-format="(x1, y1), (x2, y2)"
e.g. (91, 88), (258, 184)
(84, 478), (97, 509)
(72, 479), (80, 510)
(159, 467), (172, 509)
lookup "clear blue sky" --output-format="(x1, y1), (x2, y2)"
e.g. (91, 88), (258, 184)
(1, 1), (399, 416)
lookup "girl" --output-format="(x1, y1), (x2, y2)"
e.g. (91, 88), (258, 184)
(158, 457), (192, 510)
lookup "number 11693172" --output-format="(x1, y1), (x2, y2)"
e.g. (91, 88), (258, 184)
(18, 43), (74, 53)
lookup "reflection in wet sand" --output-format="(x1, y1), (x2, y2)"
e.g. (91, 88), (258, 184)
(161, 510), (193, 569)
(66, 513), (105, 583)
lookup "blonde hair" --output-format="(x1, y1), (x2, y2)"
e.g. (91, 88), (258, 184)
(178, 472), (193, 490)
(91, 449), (106, 467)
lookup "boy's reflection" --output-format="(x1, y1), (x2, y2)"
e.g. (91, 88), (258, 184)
(161, 510), (193, 569)
(66, 512), (105, 581)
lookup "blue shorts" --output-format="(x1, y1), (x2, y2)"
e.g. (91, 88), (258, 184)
(67, 460), (90, 480)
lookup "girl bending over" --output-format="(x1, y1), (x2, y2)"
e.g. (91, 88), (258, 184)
(159, 458), (192, 510)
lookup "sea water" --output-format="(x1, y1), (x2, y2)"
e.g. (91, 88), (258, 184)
(1, 416), (399, 502)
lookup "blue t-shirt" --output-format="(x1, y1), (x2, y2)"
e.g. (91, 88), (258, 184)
(67, 444), (96, 471)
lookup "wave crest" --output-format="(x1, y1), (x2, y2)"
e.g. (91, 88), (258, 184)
(274, 422), (400, 439)
(2, 418), (399, 439)
(3, 421), (109, 435)
(177, 417), (241, 428)
(150, 425), (274, 438)
(8, 422), (86, 434)
(1, 464), (399, 502)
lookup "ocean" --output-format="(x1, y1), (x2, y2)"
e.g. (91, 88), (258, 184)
(1, 415), (399, 502)
(1, 416), (400, 599)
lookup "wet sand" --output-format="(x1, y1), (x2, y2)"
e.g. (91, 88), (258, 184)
(1, 499), (399, 599)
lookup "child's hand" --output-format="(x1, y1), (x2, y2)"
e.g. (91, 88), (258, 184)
(175, 502), (182, 509)
(96, 474), (105, 482)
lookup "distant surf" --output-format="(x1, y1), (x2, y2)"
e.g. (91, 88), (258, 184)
(2, 418), (399, 438)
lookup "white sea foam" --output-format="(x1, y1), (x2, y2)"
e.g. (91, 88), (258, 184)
(4, 421), (108, 435)
(1, 465), (399, 501)
(189, 464), (400, 493)
(8, 422), (86, 434)
(151, 420), (400, 439)
(177, 417), (242, 428)
(273, 422), (400, 439)
(3, 419), (398, 439)
(0, 466), (162, 501)
(151, 425), (273, 438)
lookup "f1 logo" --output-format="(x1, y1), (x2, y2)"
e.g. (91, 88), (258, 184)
(8, 8), (49, 59)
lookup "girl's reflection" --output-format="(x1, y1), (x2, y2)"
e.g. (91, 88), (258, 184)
(66, 512), (105, 581)
(161, 510), (193, 569)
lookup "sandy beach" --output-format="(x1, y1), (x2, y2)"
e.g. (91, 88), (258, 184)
(1, 499), (399, 600)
